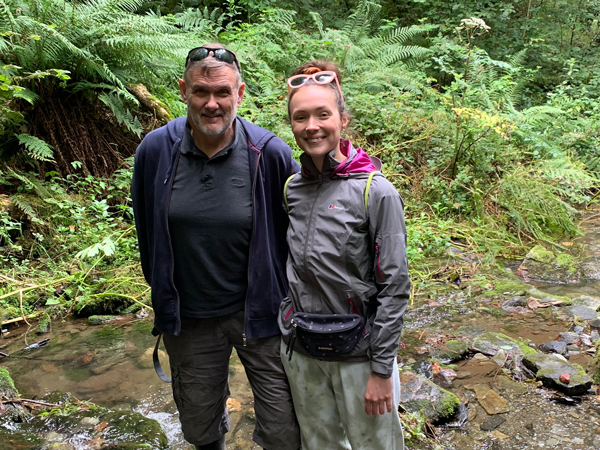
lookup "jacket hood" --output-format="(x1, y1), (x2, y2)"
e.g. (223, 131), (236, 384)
(300, 139), (381, 178)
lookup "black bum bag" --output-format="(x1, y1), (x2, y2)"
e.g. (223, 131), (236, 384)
(286, 312), (366, 360)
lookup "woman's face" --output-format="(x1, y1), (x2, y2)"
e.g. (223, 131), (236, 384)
(289, 84), (347, 167)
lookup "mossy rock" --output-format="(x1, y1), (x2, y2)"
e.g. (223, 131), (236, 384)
(527, 245), (555, 264)
(0, 368), (18, 397)
(454, 326), (486, 339)
(87, 315), (118, 325)
(1, 305), (20, 321)
(37, 313), (51, 333)
(102, 411), (168, 449)
(0, 427), (44, 449)
(523, 353), (592, 396)
(490, 280), (529, 296)
(472, 332), (536, 357)
(518, 245), (580, 283)
(431, 340), (470, 363)
(399, 370), (462, 423)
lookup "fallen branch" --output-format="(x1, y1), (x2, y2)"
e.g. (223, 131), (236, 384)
(1, 312), (41, 326)
(1, 397), (59, 408)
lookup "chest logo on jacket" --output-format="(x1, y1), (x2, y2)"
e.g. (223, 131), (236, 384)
(328, 204), (349, 212)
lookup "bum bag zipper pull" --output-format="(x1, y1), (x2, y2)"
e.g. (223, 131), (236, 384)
(286, 320), (297, 361)
(242, 333), (247, 346)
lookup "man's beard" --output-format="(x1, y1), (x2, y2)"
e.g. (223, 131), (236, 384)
(188, 104), (237, 137)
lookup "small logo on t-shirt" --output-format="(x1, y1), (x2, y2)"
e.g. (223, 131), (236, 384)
(231, 178), (244, 187)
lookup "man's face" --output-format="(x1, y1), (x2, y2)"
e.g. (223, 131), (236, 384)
(179, 65), (245, 138)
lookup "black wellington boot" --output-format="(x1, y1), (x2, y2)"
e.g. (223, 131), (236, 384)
(195, 435), (225, 450)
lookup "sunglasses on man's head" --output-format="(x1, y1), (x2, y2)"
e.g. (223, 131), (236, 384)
(185, 47), (241, 72)
(287, 71), (344, 101)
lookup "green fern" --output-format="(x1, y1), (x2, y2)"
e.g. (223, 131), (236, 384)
(98, 92), (142, 137)
(17, 133), (54, 161)
(10, 193), (44, 223)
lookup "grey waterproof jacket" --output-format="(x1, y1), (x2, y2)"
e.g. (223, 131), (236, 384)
(278, 140), (410, 378)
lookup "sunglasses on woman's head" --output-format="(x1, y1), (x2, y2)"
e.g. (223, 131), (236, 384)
(287, 71), (344, 101)
(185, 47), (241, 72)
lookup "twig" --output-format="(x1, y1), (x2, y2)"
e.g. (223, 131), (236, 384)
(19, 290), (30, 327)
(1, 313), (41, 326)
(0, 274), (36, 286)
(1, 398), (59, 408)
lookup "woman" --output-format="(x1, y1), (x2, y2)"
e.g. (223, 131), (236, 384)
(278, 60), (410, 449)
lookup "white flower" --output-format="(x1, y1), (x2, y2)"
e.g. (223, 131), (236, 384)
(460, 17), (491, 31)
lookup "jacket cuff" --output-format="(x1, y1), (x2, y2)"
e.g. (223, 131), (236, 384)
(370, 361), (392, 379)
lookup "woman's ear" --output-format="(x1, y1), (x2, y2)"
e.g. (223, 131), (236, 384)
(341, 115), (348, 130)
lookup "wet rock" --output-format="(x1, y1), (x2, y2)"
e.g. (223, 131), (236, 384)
(472, 332), (536, 357)
(0, 367), (30, 421)
(480, 415), (506, 431)
(571, 295), (600, 310)
(517, 245), (580, 283)
(567, 344), (579, 352)
(491, 349), (507, 367)
(559, 331), (581, 344)
(472, 385), (510, 415)
(591, 330), (600, 343)
(589, 319), (600, 330)
(472, 353), (489, 361)
(539, 340), (569, 358)
(573, 325), (585, 334)
(87, 315), (118, 325)
(501, 296), (528, 312)
(523, 353), (592, 395)
(454, 326), (486, 339)
(136, 347), (167, 370)
(431, 339), (470, 363)
(399, 370), (462, 423)
(564, 306), (598, 321)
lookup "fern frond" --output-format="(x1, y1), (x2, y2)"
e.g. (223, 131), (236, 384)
(10, 193), (43, 223)
(98, 92), (142, 137)
(17, 133), (54, 161)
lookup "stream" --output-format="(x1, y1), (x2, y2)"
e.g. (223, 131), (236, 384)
(2, 217), (600, 449)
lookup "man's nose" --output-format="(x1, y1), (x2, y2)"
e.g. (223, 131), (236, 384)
(205, 94), (219, 110)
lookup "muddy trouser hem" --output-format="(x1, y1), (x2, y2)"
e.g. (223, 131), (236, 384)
(281, 340), (404, 450)
(162, 312), (301, 449)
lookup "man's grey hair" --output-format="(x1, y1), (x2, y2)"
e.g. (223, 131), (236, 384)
(183, 45), (243, 87)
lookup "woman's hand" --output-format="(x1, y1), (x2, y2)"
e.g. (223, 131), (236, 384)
(364, 373), (393, 415)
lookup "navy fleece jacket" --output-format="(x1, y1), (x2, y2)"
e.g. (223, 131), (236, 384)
(131, 116), (299, 338)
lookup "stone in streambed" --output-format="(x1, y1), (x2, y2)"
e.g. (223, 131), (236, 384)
(523, 353), (592, 395)
(87, 315), (118, 325)
(431, 339), (470, 363)
(472, 332), (536, 357)
(570, 295), (600, 310)
(564, 306), (598, 321)
(399, 370), (462, 423)
(558, 331), (580, 344)
(472, 385), (510, 415)
(539, 340), (569, 358)
(480, 415), (506, 431)
(517, 245), (580, 283)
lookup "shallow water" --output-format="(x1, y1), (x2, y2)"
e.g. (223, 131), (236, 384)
(0, 317), (258, 449)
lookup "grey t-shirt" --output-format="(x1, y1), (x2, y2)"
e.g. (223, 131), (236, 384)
(168, 119), (252, 318)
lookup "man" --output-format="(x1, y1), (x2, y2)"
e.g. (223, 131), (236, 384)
(131, 44), (301, 450)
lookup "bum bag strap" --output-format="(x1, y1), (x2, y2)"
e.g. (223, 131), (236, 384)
(153, 333), (172, 383)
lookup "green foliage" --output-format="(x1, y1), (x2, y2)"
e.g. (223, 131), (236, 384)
(17, 133), (54, 161)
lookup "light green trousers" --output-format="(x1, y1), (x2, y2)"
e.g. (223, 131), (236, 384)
(281, 341), (405, 450)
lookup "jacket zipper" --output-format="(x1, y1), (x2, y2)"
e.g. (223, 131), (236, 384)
(302, 174), (324, 304)
(243, 148), (261, 346)
(165, 140), (182, 333)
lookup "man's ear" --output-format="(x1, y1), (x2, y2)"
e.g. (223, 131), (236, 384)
(179, 78), (187, 104)
(236, 82), (246, 107)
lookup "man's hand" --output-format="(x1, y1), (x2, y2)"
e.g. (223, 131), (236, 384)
(364, 372), (393, 415)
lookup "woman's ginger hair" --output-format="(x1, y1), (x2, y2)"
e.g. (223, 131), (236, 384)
(288, 60), (349, 121)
